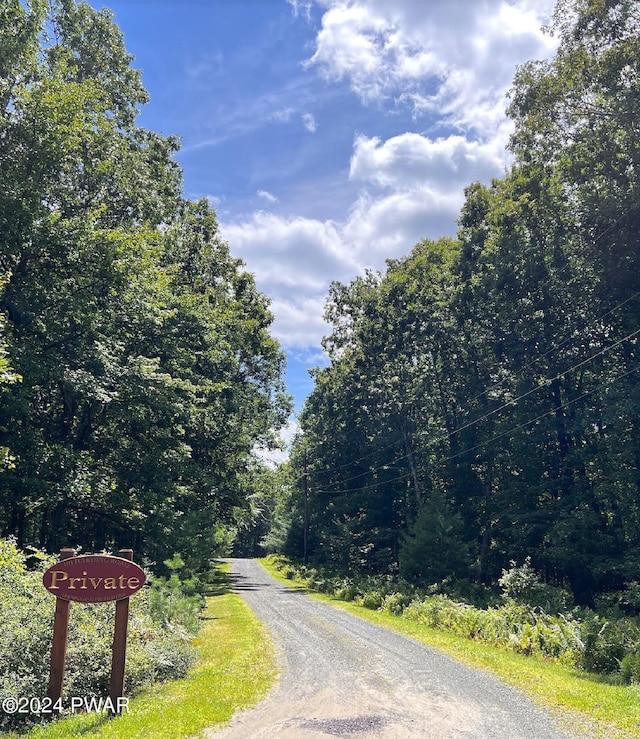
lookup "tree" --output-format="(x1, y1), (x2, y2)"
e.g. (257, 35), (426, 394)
(504, 0), (640, 603)
(281, 0), (640, 605)
(0, 0), (290, 568)
(399, 491), (471, 584)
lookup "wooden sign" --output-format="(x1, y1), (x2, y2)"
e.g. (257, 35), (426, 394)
(45, 548), (145, 714)
(43, 555), (146, 602)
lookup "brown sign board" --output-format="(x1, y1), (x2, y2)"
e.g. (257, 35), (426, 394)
(43, 555), (146, 603)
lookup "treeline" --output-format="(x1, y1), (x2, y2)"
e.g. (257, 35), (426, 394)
(0, 0), (290, 570)
(278, 0), (640, 607)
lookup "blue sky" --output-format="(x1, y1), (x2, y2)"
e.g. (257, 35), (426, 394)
(90, 0), (559, 456)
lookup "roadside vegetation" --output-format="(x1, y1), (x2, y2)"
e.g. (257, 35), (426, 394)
(0, 538), (198, 733)
(1, 542), (276, 737)
(20, 564), (275, 739)
(266, 0), (640, 631)
(263, 555), (640, 738)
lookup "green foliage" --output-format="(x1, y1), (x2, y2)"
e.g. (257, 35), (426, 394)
(399, 492), (471, 584)
(267, 555), (640, 682)
(620, 647), (640, 686)
(147, 554), (204, 635)
(379, 591), (414, 616)
(8, 567), (278, 739)
(573, 611), (640, 675)
(0, 539), (198, 731)
(499, 558), (574, 612)
(279, 0), (640, 611)
(0, 0), (290, 567)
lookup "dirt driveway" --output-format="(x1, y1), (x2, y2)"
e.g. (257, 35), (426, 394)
(206, 558), (579, 739)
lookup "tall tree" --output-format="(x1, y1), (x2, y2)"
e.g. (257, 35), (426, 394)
(0, 0), (290, 567)
(282, 0), (640, 605)
(504, 0), (640, 602)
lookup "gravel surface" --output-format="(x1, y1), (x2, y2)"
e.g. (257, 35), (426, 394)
(206, 558), (580, 739)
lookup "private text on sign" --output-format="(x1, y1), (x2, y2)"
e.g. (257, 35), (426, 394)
(43, 555), (146, 603)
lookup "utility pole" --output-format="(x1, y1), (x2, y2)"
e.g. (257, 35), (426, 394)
(303, 446), (309, 564)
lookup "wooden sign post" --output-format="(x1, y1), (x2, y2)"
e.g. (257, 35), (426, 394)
(46, 548), (76, 705)
(43, 548), (146, 713)
(110, 549), (133, 707)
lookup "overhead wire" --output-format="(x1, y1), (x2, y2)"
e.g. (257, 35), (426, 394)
(299, 199), (640, 491)
(303, 200), (640, 479)
(463, 288), (640, 407)
(313, 471), (413, 496)
(311, 361), (640, 497)
(301, 289), (640, 486)
(442, 361), (640, 464)
(308, 324), (640, 492)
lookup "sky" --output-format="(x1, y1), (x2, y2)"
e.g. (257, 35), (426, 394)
(89, 0), (560, 457)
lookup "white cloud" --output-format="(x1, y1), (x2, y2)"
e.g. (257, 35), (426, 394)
(257, 189), (278, 203)
(269, 295), (331, 348)
(307, 0), (558, 134)
(220, 212), (357, 348)
(222, 211), (355, 290)
(343, 186), (462, 263)
(305, 4), (404, 104)
(272, 106), (295, 123)
(286, 0), (313, 20)
(220, 0), (560, 353)
(221, 124), (515, 349)
(291, 347), (329, 367)
(221, 177), (465, 349)
(302, 112), (317, 132)
(349, 132), (506, 190)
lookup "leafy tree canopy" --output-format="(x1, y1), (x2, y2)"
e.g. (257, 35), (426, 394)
(275, 0), (640, 606)
(0, 0), (291, 569)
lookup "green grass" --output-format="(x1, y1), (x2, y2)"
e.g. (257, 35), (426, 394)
(260, 558), (640, 739)
(12, 564), (277, 739)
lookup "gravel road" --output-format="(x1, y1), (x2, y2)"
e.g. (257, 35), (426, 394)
(206, 558), (580, 739)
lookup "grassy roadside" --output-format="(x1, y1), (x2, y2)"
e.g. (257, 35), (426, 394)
(260, 558), (640, 739)
(11, 564), (277, 739)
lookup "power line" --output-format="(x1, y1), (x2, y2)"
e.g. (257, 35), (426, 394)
(308, 325), (640, 490)
(464, 288), (640, 407)
(299, 200), (640, 486)
(304, 278), (640, 480)
(431, 325), (640, 448)
(313, 471), (413, 496)
(443, 361), (640, 464)
(310, 361), (640, 497)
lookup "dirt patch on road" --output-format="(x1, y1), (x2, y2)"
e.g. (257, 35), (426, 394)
(207, 680), (481, 738)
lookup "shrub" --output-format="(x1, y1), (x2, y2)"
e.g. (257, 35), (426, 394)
(356, 589), (385, 610)
(620, 647), (640, 685)
(147, 554), (204, 635)
(333, 578), (359, 602)
(499, 558), (574, 613)
(380, 592), (412, 616)
(499, 558), (542, 602)
(402, 594), (586, 664)
(0, 538), (199, 731)
(575, 612), (640, 674)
